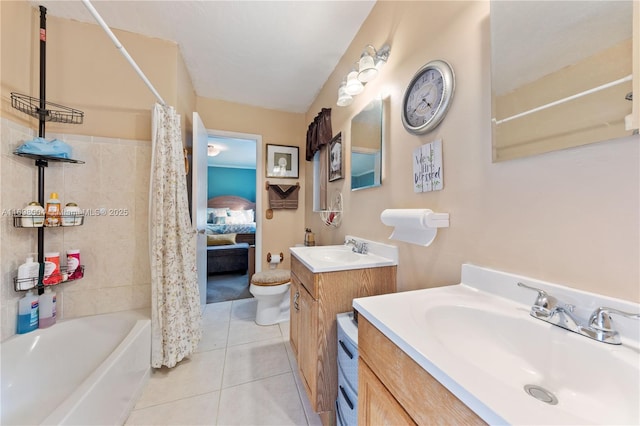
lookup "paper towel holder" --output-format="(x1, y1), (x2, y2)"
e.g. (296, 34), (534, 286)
(380, 208), (449, 247)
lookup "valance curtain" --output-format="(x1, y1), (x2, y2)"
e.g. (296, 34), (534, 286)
(305, 108), (332, 161)
(149, 103), (202, 368)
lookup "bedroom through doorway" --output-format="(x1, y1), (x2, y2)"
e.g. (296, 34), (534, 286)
(205, 133), (259, 304)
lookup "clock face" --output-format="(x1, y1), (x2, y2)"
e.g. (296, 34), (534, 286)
(401, 60), (455, 134)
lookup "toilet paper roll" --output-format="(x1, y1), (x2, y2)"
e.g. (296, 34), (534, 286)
(269, 255), (281, 265)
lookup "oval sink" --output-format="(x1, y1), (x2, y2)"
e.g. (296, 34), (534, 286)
(289, 243), (397, 273)
(308, 248), (360, 263)
(353, 267), (640, 426)
(417, 304), (639, 425)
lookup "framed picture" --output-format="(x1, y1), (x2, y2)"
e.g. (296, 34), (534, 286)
(266, 144), (299, 178)
(328, 133), (343, 182)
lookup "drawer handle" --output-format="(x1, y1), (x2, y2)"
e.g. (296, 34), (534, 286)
(293, 291), (300, 310)
(339, 385), (354, 410)
(339, 340), (353, 359)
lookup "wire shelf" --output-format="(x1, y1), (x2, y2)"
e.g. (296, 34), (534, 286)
(14, 265), (85, 292)
(13, 152), (85, 164)
(13, 213), (85, 227)
(319, 191), (343, 228)
(11, 92), (84, 124)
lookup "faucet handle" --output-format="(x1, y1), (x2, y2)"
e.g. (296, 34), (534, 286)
(588, 307), (640, 332)
(517, 282), (559, 316)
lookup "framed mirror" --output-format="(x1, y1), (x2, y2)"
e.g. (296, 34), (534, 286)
(491, 1), (635, 162)
(351, 98), (382, 190)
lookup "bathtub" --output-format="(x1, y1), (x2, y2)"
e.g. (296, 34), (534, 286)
(1, 310), (151, 425)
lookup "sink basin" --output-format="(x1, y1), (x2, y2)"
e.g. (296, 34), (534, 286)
(307, 247), (360, 263)
(290, 239), (398, 273)
(354, 264), (640, 425)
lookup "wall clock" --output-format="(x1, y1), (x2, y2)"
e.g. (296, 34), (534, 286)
(401, 60), (455, 135)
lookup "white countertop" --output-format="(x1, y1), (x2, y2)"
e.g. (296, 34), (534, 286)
(289, 236), (398, 273)
(353, 264), (640, 425)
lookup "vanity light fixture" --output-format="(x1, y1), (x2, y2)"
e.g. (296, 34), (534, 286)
(358, 44), (390, 83)
(337, 82), (353, 107)
(336, 44), (390, 106)
(207, 144), (220, 157)
(345, 70), (364, 95)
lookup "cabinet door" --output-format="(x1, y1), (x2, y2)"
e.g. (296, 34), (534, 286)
(359, 360), (417, 426)
(290, 274), (300, 355)
(298, 284), (318, 410)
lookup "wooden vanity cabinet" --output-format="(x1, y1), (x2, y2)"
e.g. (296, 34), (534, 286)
(290, 256), (396, 424)
(358, 316), (486, 425)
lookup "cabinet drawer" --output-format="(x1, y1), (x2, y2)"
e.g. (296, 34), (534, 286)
(337, 366), (358, 426)
(337, 314), (358, 391)
(291, 256), (317, 298)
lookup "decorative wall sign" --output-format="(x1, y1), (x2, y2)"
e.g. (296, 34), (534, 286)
(413, 139), (443, 192)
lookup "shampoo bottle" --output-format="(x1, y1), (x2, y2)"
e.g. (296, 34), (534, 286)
(17, 290), (39, 334)
(39, 287), (56, 328)
(17, 256), (40, 290)
(45, 192), (61, 227)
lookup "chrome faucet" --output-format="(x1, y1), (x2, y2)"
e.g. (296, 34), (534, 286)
(517, 282), (639, 345)
(345, 238), (368, 254)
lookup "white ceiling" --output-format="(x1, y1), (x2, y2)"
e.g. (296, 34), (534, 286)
(207, 136), (256, 169)
(31, 0), (376, 113)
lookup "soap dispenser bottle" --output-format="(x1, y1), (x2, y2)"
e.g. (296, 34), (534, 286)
(17, 290), (39, 334)
(44, 192), (61, 227)
(39, 287), (56, 328)
(17, 256), (39, 290)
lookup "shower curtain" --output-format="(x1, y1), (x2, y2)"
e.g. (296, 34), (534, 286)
(149, 103), (202, 368)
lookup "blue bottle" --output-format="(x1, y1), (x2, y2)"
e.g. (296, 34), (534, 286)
(17, 290), (39, 334)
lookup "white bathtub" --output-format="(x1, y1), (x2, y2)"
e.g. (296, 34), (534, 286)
(1, 310), (151, 425)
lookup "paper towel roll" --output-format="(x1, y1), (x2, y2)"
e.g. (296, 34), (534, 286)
(380, 209), (432, 229)
(380, 209), (448, 246)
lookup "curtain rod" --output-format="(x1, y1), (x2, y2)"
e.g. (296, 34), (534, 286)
(493, 74), (632, 126)
(81, 0), (166, 106)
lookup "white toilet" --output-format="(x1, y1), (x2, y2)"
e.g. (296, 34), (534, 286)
(249, 269), (291, 325)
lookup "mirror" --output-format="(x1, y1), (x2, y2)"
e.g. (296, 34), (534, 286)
(351, 98), (382, 190)
(491, 1), (634, 162)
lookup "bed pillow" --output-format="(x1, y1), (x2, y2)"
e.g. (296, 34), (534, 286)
(227, 209), (254, 224)
(207, 233), (237, 246)
(208, 207), (228, 224)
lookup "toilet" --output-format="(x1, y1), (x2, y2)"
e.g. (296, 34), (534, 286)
(249, 269), (291, 325)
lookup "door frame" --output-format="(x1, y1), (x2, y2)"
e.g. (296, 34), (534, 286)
(206, 129), (263, 273)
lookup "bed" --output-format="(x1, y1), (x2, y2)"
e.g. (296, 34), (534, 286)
(206, 196), (256, 275)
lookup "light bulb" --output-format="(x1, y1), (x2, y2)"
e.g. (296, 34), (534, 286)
(345, 71), (364, 95)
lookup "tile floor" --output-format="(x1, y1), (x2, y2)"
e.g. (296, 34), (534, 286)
(125, 298), (322, 426)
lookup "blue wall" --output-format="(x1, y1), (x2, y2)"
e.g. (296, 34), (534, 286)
(208, 167), (256, 201)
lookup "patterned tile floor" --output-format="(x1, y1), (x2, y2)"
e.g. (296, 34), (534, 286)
(125, 299), (321, 426)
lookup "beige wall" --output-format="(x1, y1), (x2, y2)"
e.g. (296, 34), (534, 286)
(1, 0), (183, 141)
(0, 0), (171, 339)
(196, 97), (307, 270)
(304, 1), (639, 302)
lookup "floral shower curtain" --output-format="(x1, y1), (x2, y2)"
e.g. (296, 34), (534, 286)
(149, 103), (202, 368)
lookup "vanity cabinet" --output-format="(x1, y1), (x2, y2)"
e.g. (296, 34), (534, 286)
(290, 256), (396, 424)
(357, 316), (486, 425)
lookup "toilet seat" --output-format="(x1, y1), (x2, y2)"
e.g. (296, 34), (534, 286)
(251, 269), (291, 287)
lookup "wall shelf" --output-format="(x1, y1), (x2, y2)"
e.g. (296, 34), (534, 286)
(12, 151), (85, 164)
(11, 92), (84, 124)
(14, 265), (85, 292)
(9, 5), (86, 294)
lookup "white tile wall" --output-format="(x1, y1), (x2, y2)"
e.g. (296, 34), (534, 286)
(0, 118), (151, 340)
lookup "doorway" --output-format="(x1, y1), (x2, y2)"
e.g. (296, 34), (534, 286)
(205, 130), (262, 304)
